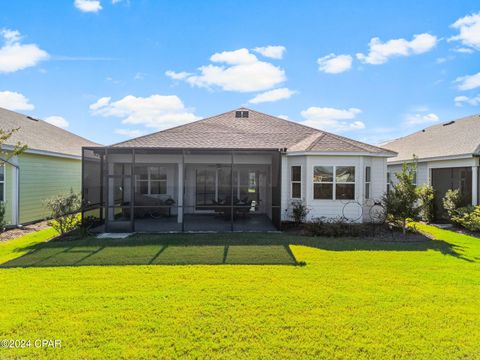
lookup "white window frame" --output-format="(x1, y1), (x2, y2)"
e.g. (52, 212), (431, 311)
(365, 166), (371, 199)
(313, 165), (356, 200)
(136, 166), (168, 195)
(291, 165), (302, 199)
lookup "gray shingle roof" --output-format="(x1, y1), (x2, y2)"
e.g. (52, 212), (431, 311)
(0, 107), (99, 157)
(112, 108), (394, 155)
(383, 114), (480, 163)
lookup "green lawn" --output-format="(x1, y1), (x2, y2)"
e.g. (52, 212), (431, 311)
(0, 225), (479, 359)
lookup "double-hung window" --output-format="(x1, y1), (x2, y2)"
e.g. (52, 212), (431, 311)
(365, 166), (371, 199)
(291, 166), (301, 199)
(135, 166), (167, 195)
(313, 166), (355, 200)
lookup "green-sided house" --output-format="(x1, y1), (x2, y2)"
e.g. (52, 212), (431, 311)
(0, 107), (99, 226)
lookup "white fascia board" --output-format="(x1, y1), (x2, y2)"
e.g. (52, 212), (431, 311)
(387, 153), (474, 165)
(286, 151), (395, 158)
(2, 145), (81, 160)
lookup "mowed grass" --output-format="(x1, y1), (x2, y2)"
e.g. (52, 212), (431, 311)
(0, 225), (479, 359)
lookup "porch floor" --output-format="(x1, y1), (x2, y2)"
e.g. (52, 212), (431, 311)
(92, 214), (277, 233)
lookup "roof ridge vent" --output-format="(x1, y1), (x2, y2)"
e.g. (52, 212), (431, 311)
(26, 116), (39, 122)
(443, 120), (455, 126)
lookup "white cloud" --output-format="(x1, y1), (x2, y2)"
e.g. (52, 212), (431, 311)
(356, 33), (437, 65)
(114, 128), (144, 138)
(0, 91), (34, 111)
(300, 107), (365, 132)
(449, 12), (480, 50)
(165, 70), (192, 80)
(277, 114), (289, 120)
(74, 0), (102, 12)
(0, 29), (49, 73)
(455, 94), (480, 106)
(404, 112), (439, 126)
(89, 96), (111, 110)
(45, 116), (69, 128)
(453, 47), (474, 54)
(90, 94), (200, 130)
(248, 87), (296, 104)
(455, 72), (480, 91)
(168, 48), (286, 92)
(317, 53), (353, 74)
(253, 46), (286, 59)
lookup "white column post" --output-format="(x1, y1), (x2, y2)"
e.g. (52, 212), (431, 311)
(472, 166), (478, 206)
(280, 154), (288, 221)
(10, 156), (19, 226)
(177, 159), (184, 223)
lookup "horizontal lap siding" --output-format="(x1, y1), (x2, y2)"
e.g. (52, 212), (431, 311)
(18, 153), (81, 224)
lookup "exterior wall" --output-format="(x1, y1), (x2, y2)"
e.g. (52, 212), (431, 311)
(18, 153), (81, 224)
(387, 157), (477, 187)
(282, 154), (388, 223)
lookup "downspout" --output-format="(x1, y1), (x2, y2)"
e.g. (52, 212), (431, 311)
(0, 157), (20, 227)
(474, 154), (480, 206)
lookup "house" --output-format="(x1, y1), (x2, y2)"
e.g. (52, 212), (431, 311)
(82, 108), (396, 232)
(0, 107), (99, 226)
(383, 114), (480, 219)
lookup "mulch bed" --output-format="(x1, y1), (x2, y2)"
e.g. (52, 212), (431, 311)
(0, 220), (51, 243)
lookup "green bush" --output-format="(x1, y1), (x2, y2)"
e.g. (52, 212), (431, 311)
(0, 202), (6, 232)
(291, 200), (309, 225)
(451, 206), (480, 231)
(45, 190), (81, 235)
(416, 184), (435, 223)
(443, 189), (463, 219)
(304, 217), (371, 237)
(382, 162), (419, 234)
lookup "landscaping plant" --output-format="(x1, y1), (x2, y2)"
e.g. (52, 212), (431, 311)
(45, 189), (81, 235)
(291, 200), (309, 225)
(443, 189), (463, 219)
(416, 184), (435, 223)
(382, 161), (419, 234)
(0, 202), (6, 232)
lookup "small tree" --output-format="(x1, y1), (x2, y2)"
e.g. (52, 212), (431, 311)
(382, 161), (419, 234)
(443, 189), (463, 219)
(416, 184), (435, 223)
(0, 128), (27, 232)
(45, 190), (81, 235)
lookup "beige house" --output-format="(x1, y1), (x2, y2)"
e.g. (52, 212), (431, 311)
(384, 114), (480, 218)
(83, 108), (396, 232)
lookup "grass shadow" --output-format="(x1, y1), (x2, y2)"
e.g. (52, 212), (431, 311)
(0, 230), (474, 268)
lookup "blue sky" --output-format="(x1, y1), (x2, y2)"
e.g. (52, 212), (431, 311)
(0, 0), (479, 146)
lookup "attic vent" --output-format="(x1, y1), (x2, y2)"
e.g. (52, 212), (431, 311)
(443, 120), (455, 126)
(26, 116), (39, 122)
(235, 111), (249, 118)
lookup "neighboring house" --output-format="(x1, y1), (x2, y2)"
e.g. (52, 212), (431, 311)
(0, 107), (99, 226)
(82, 108), (396, 232)
(383, 114), (480, 219)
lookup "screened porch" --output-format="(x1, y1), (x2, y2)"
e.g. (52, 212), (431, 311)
(82, 148), (282, 232)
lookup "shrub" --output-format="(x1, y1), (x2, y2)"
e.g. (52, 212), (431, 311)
(416, 184), (435, 223)
(443, 189), (463, 219)
(304, 217), (371, 237)
(45, 190), (81, 235)
(382, 162), (419, 234)
(291, 200), (309, 225)
(451, 206), (480, 231)
(0, 202), (6, 232)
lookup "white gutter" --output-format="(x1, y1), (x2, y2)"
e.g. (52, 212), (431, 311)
(387, 153), (474, 165)
(287, 151), (396, 157)
(2, 144), (81, 160)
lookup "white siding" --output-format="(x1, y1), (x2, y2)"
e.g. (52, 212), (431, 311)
(282, 155), (388, 223)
